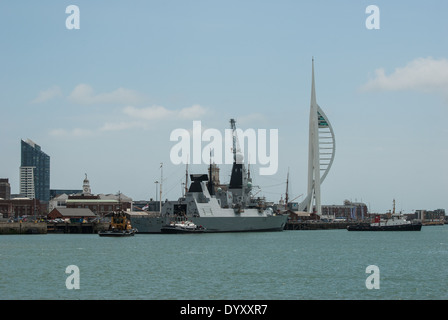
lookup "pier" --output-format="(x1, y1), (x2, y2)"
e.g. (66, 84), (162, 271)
(0, 221), (109, 234)
(0, 222), (47, 234)
(46, 222), (109, 234)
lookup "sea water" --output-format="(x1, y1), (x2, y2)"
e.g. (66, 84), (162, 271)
(0, 226), (447, 300)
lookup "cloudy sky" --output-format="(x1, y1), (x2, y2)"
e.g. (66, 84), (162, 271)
(1, 1), (447, 213)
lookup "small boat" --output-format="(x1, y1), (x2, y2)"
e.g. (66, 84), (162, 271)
(161, 220), (206, 234)
(99, 210), (138, 237)
(348, 200), (422, 231)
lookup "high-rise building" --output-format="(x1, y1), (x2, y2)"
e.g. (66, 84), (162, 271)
(0, 178), (11, 200)
(20, 139), (50, 202)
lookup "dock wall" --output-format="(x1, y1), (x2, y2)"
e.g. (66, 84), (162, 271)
(0, 222), (47, 234)
(0, 222), (110, 234)
(46, 222), (109, 234)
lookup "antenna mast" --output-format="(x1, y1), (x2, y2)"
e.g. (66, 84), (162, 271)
(159, 162), (163, 214)
(184, 159), (188, 197)
(230, 119), (237, 162)
(285, 168), (289, 208)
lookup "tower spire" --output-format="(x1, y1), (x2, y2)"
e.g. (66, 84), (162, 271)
(311, 57), (316, 106)
(307, 58), (322, 216)
(299, 58), (336, 218)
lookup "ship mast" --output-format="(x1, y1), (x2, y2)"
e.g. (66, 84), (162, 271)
(229, 118), (246, 206)
(285, 168), (289, 208)
(230, 119), (239, 162)
(159, 162), (163, 214)
(184, 159), (189, 197)
(208, 149), (215, 196)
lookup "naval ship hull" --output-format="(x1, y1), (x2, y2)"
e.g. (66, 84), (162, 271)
(132, 122), (289, 234)
(130, 215), (287, 234)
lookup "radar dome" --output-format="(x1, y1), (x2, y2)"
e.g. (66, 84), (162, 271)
(235, 152), (244, 163)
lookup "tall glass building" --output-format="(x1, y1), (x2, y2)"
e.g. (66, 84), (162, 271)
(20, 139), (50, 202)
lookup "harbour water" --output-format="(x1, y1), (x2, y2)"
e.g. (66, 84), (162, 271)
(1, 226), (447, 300)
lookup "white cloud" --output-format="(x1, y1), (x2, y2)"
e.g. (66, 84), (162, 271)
(124, 104), (208, 121)
(178, 104), (207, 119)
(99, 104), (208, 132)
(68, 84), (145, 105)
(123, 105), (176, 120)
(236, 113), (269, 126)
(49, 128), (93, 137)
(99, 121), (147, 132)
(361, 57), (448, 96)
(46, 83), (209, 135)
(31, 86), (62, 103)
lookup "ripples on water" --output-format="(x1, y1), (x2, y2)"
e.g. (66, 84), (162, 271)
(1, 226), (447, 300)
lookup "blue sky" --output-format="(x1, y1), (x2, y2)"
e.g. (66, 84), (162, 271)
(1, 1), (447, 213)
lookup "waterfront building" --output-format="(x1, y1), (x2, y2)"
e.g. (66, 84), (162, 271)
(60, 174), (132, 216)
(285, 200), (368, 221)
(0, 178), (11, 200)
(48, 190), (83, 211)
(413, 209), (445, 224)
(48, 174), (132, 216)
(50, 189), (83, 199)
(48, 193), (70, 211)
(48, 207), (97, 221)
(48, 175), (88, 210)
(321, 201), (368, 221)
(65, 194), (132, 217)
(299, 59), (336, 218)
(20, 139), (50, 202)
(0, 198), (45, 218)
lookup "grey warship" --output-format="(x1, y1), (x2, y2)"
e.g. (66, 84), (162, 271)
(130, 119), (287, 233)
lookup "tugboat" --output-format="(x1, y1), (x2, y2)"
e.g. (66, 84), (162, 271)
(347, 200), (422, 231)
(99, 211), (137, 237)
(161, 218), (206, 234)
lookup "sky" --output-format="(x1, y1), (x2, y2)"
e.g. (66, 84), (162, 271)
(1, 0), (447, 213)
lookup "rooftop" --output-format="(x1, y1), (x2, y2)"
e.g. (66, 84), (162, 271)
(50, 208), (97, 217)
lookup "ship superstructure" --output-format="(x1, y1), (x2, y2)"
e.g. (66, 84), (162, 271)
(130, 119), (287, 233)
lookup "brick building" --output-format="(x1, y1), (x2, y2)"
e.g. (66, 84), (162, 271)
(0, 198), (45, 219)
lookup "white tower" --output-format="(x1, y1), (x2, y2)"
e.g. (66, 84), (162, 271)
(300, 59), (336, 217)
(82, 173), (91, 195)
